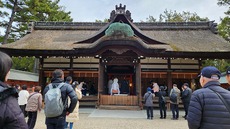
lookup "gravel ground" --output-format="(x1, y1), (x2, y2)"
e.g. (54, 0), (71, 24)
(33, 109), (189, 129)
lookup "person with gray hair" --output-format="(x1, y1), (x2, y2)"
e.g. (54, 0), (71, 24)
(187, 66), (230, 129)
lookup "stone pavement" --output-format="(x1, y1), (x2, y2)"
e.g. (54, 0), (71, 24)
(34, 108), (189, 129)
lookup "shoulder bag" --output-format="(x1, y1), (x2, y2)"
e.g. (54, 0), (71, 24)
(209, 88), (230, 115)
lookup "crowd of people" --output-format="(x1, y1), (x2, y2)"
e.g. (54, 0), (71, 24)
(1, 50), (230, 129)
(143, 65), (230, 129)
(0, 51), (86, 129)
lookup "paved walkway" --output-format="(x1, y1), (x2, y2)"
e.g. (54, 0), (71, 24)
(34, 108), (189, 129)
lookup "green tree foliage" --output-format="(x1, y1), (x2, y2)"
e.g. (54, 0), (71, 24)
(218, 17), (230, 41)
(12, 57), (35, 72)
(13, 0), (73, 39)
(145, 9), (209, 22)
(203, 0), (230, 71)
(0, 0), (9, 26)
(1, 0), (72, 72)
(217, 0), (230, 42)
(158, 9), (209, 22)
(202, 59), (230, 72)
(0, 0), (15, 43)
(217, 0), (230, 15)
(1, 0), (72, 43)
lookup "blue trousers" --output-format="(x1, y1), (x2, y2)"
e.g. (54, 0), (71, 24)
(65, 122), (73, 129)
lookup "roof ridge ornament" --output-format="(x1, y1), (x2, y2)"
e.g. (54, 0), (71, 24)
(109, 4), (133, 22)
(116, 3), (126, 14)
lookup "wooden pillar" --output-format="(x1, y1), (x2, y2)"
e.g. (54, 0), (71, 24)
(198, 59), (202, 70)
(135, 61), (141, 105)
(167, 72), (172, 92)
(38, 58), (44, 89)
(69, 57), (73, 77)
(98, 59), (104, 94)
(98, 59), (105, 106)
(167, 58), (172, 93)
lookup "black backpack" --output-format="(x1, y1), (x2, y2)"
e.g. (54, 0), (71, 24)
(170, 89), (177, 103)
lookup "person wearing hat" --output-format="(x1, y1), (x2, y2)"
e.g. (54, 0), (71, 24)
(143, 87), (155, 120)
(226, 67), (230, 91)
(181, 83), (192, 119)
(187, 66), (230, 129)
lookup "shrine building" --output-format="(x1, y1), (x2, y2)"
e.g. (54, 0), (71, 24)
(1, 4), (230, 109)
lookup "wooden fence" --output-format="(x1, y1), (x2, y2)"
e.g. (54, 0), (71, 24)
(100, 95), (138, 106)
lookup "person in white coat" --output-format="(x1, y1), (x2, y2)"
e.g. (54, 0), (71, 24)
(110, 78), (120, 95)
(18, 84), (30, 117)
(65, 81), (83, 129)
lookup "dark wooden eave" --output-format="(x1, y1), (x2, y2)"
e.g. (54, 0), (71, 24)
(1, 47), (230, 60)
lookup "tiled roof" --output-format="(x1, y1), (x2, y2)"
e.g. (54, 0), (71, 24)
(8, 69), (39, 82)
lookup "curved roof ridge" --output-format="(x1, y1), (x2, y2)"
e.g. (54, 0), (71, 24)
(75, 14), (166, 44)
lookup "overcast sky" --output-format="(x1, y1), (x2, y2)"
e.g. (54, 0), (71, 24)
(59, 0), (228, 23)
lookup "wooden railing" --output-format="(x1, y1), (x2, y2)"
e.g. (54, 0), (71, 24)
(100, 95), (138, 106)
(79, 96), (98, 108)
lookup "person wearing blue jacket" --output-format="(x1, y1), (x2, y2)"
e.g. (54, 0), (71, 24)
(187, 66), (230, 129)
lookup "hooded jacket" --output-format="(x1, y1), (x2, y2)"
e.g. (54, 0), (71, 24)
(0, 81), (28, 129)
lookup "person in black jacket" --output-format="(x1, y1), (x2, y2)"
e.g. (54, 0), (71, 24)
(43, 69), (78, 129)
(0, 51), (28, 129)
(181, 83), (192, 119)
(158, 86), (167, 119)
(187, 66), (230, 129)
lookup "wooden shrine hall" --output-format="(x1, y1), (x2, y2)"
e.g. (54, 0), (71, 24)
(1, 4), (230, 109)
